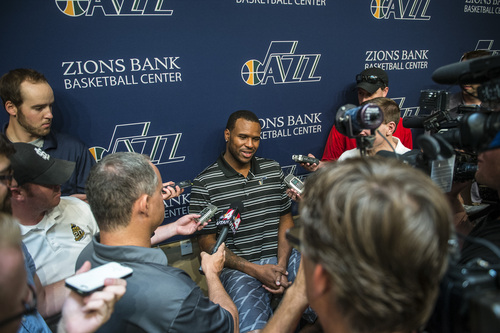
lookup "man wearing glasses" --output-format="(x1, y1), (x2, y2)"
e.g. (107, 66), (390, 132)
(0, 135), (126, 333)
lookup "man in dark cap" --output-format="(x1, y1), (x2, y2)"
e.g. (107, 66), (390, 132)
(303, 68), (413, 168)
(9, 142), (99, 286)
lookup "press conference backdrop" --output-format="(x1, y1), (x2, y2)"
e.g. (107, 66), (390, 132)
(1, 1), (499, 242)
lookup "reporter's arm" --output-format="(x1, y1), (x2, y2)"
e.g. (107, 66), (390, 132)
(150, 214), (205, 245)
(36, 261), (92, 318)
(57, 278), (127, 333)
(201, 243), (239, 333)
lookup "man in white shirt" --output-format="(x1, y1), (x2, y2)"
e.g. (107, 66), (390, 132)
(9, 142), (98, 285)
(338, 97), (411, 161)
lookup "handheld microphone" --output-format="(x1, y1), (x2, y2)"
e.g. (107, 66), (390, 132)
(212, 201), (242, 254)
(199, 201), (243, 274)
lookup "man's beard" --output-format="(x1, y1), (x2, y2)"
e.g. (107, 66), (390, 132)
(17, 110), (50, 138)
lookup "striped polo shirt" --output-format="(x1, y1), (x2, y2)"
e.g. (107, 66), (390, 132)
(190, 153), (291, 262)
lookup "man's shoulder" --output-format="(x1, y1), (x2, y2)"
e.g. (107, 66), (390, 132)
(43, 130), (89, 151)
(254, 156), (280, 167)
(338, 148), (359, 161)
(194, 159), (223, 180)
(56, 197), (97, 226)
(59, 196), (92, 210)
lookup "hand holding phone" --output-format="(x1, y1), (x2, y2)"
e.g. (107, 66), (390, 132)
(284, 174), (305, 195)
(65, 262), (133, 296)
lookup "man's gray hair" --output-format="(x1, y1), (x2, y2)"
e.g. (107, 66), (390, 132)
(86, 152), (158, 231)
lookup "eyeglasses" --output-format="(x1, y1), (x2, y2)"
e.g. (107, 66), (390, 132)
(0, 284), (37, 327)
(356, 74), (384, 85)
(0, 174), (14, 186)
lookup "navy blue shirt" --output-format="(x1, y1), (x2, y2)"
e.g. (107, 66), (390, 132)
(41, 131), (95, 196)
(3, 124), (95, 196)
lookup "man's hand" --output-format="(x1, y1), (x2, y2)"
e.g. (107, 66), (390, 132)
(175, 213), (207, 236)
(286, 188), (302, 202)
(299, 153), (321, 172)
(255, 264), (290, 294)
(58, 278), (127, 333)
(162, 181), (184, 200)
(201, 243), (226, 276)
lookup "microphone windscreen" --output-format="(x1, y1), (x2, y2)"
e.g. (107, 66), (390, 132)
(432, 59), (471, 85)
(432, 54), (500, 85)
(402, 116), (427, 129)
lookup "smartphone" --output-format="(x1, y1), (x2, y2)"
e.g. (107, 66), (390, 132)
(65, 262), (133, 296)
(197, 203), (218, 224)
(284, 174), (305, 195)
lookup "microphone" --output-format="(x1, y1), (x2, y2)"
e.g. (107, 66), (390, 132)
(211, 201), (242, 254)
(199, 201), (243, 274)
(432, 54), (500, 85)
(402, 116), (427, 129)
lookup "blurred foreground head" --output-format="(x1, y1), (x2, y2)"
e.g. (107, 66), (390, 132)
(299, 157), (453, 332)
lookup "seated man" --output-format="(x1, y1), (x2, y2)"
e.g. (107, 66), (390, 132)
(263, 157), (453, 333)
(190, 110), (313, 332)
(9, 142), (98, 286)
(76, 152), (238, 332)
(0, 68), (96, 197)
(338, 97), (411, 160)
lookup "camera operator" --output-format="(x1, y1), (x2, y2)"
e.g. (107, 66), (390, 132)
(449, 50), (493, 114)
(456, 131), (500, 265)
(338, 97), (411, 161)
(449, 50), (493, 207)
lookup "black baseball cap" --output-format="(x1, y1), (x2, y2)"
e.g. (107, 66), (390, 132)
(10, 143), (75, 187)
(356, 68), (389, 94)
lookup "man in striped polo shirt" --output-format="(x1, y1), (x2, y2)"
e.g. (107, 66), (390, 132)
(190, 110), (306, 333)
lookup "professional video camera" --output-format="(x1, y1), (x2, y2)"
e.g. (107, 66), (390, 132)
(421, 54), (500, 333)
(334, 103), (383, 156)
(400, 55), (500, 190)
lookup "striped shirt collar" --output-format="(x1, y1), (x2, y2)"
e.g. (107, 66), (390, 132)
(216, 152), (262, 179)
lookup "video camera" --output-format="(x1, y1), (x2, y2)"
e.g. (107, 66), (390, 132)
(417, 54), (500, 333)
(335, 103), (383, 156)
(400, 55), (500, 190)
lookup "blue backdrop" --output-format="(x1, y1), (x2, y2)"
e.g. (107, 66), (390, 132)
(1, 0), (499, 241)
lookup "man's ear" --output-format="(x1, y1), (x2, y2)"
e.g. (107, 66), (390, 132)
(10, 186), (24, 201)
(386, 121), (396, 136)
(382, 86), (389, 97)
(135, 194), (149, 216)
(5, 101), (18, 117)
(224, 129), (230, 143)
(312, 263), (331, 298)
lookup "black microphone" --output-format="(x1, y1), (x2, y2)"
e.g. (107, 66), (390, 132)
(199, 201), (243, 274)
(211, 201), (242, 254)
(402, 116), (428, 129)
